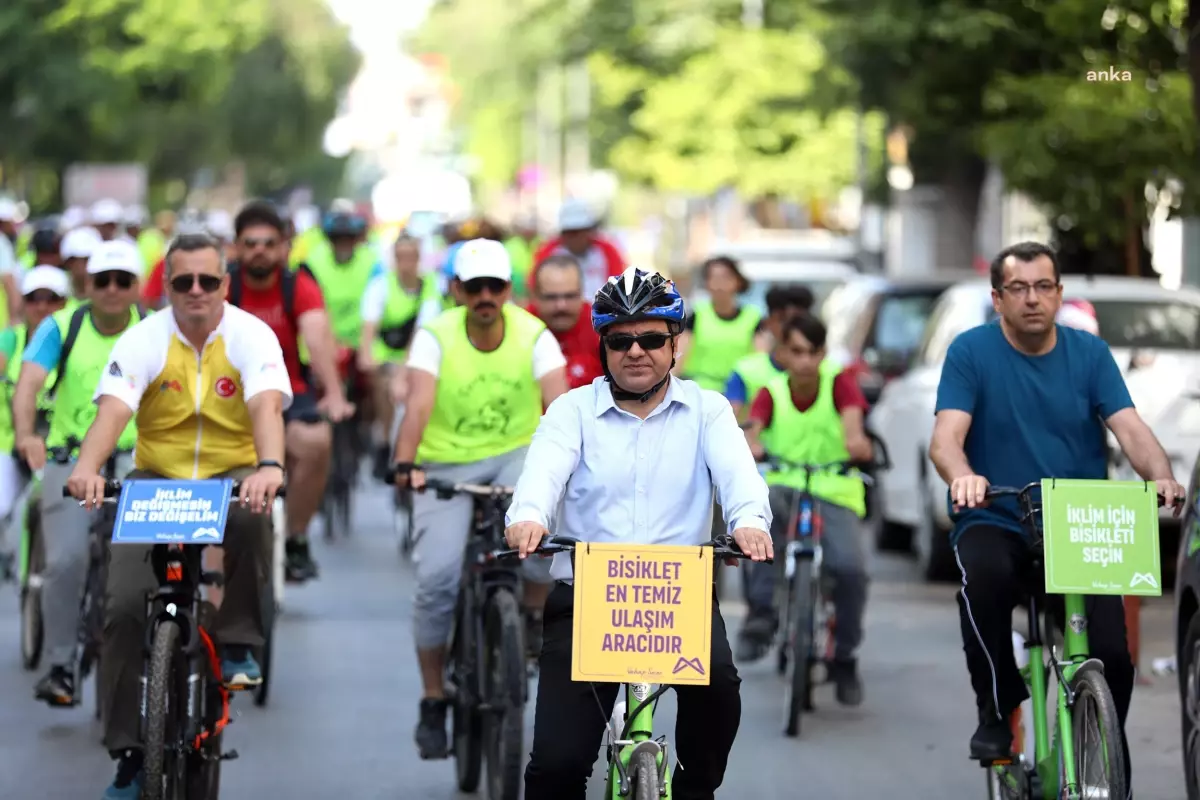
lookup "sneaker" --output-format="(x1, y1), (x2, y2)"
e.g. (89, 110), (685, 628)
(415, 697), (449, 759)
(525, 610), (544, 661)
(735, 610), (777, 662)
(829, 658), (863, 707)
(970, 714), (1014, 761)
(35, 665), (75, 706)
(285, 539), (319, 583)
(102, 750), (143, 800)
(221, 646), (263, 689)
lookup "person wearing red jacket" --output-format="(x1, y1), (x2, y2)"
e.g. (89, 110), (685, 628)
(529, 198), (625, 300)
(526, 254), (603, 389)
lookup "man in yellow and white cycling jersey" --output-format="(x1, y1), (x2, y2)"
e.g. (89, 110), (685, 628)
(16, 242), (145, 708)
(65, 232), (291, 800)
(391, 238), (568, 760)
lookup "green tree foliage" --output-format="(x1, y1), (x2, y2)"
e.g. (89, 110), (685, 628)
(0, 0), (359, 210)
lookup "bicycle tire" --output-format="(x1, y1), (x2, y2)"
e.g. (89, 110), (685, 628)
(143, 622), (185, 800)
(783, 564), (815, 737)
(1066, 663), (1126, 800)
(452, 603), (484, 792)
(255, 590), (276, 707)
(483, 590), (526, 800)
(631, 750), (660, 800)
(20, 513), (45, 671)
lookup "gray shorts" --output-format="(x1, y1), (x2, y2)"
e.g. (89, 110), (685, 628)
(411, 446), (551, 649)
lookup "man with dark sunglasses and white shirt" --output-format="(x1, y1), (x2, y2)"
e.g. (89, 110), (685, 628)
(390, 238), (569, 762)
(13, 239), (147, 708)
(505, 266), (773, 800)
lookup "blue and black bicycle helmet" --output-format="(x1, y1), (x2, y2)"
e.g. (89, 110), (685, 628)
(591, 267), (686, 334)
(592, 267), (686, 402)
(322, 211), (366, 239)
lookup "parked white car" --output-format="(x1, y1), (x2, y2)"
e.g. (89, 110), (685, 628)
(869, 276), (1200, 582)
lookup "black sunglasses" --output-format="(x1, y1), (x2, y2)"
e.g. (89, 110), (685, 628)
(24, 290), (64, 304)
(462, 277), (508, 295)
(604, 332), (672, 352)
(92, 271), (136, 290)
(169, 273), (223, 294)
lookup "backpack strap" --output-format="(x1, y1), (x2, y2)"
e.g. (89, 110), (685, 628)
(47, 303), (91, 397)
(281, 267), (297, 320)
(227, 263), (244, 308)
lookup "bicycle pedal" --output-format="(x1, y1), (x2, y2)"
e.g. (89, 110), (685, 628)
(977, 755), (1014, 766)
(220, 749), (239, 761)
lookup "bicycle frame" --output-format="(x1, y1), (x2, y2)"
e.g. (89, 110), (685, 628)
(608, 681), (672, 799)
(986, 484), (1098, 800)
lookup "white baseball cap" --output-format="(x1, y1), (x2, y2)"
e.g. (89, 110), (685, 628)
(21, 265), (71, 297)
(90, 198), (124, 225)
(123, 204), (147, 226)
(60, 226), (103, 259)
(0, 197), (17, 222)
(558, 198), (596, 232)
(60, 206), (88, 232)
(87, 239), (143, 276)
(454, 238), (513, 283)
(205, 210), (233, 241)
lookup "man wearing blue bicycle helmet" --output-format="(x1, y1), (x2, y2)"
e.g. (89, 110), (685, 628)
(308, 210), (383, 350)
(505, 266), (773, 800)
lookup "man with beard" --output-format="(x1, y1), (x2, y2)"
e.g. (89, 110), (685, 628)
(226, 201), (355, 582)
(390, 239), (568, 760)
(527, 254), (602, 389)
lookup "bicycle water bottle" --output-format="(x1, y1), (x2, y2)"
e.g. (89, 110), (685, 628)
(1011, 631), (1031, 759)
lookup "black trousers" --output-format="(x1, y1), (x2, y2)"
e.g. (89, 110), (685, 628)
(524, 582), (741, 800)
(954, 525), (1134, 781)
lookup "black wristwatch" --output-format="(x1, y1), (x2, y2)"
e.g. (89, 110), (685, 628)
(257, 459), (286, 477)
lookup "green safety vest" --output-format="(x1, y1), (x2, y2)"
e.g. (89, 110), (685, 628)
(732, 352), (840, 409)
(373, 273), (441, 363)
(682, 301), (761, 391)
(137, 229), (166, 276)
(760, 371), (866, 518)
(417, 304), (544, 465)
(0, 325), (57, 451)
(308, 246), (378, 347)
(46, 306), (140, 451)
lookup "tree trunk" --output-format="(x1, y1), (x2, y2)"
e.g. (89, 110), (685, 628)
(1190, 0), (1200, 125)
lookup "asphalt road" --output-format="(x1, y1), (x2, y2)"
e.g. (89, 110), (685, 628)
(0, 481), (1188, 799)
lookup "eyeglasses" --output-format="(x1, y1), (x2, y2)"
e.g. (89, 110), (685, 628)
(539, 291), (581, 304)
(462, 277), (508, 295)
(605, 332), (672, 352)
(239, 236), (279, 249)
(1001, 281), (1059, 298)
(23, 290), (64, 304)
(169, 273), (223, 294)
(92, 271), (136, 290)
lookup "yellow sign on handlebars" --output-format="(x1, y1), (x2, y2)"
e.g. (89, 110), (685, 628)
(572, 542), (714, 686)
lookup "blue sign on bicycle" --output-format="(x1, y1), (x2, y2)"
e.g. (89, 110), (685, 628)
(111, 479), (233, 545)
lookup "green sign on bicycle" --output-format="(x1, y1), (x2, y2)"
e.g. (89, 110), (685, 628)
(1041, 479), (1162, 596)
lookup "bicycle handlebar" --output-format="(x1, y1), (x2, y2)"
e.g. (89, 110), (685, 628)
(382, 466), (514, 499)
(63, 479), (288, 501)
(984, 482), (1178, 509)
(488, 534), (773, 564)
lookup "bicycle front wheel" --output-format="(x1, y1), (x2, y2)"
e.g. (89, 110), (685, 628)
(1066, 663), (1126, 800)
(143, 622), (186, 800)
(632, 750), (660, 800)
(783, 563), (815, 737)
(483, 590), (526, 800)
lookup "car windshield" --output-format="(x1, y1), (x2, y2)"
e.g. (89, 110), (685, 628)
(985, 298), (1200, 350)
(1091, 300), (1200, 350)
(872, 293), (943, 353)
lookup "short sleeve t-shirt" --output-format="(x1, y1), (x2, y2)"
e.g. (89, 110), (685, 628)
(934, 321), (1133, 539)
(230, 270), (325, 395)
(747, 371), (868, 426)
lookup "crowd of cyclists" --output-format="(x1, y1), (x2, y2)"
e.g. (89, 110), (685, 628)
(0, 193), (1182, 799)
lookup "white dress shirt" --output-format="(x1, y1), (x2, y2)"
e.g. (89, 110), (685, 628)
(505, 376), (772, 581)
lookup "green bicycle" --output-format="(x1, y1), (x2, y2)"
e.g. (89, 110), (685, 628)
(495, 534), (765, 799)
(980, 482), (1167, 800)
